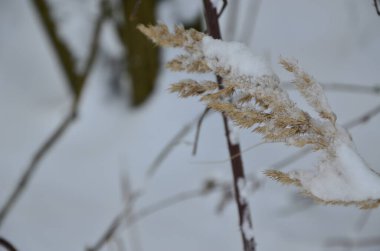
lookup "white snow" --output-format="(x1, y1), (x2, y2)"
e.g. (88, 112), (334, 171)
(290, 141), (380, 202)
(237, 177), (248, 204)
(2, 1), (380, 251)
(242, 215), (255, 240)
(228, 119), (240, 145)
(201, 36), (273, 78)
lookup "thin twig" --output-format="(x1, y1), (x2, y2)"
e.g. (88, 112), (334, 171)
(217, 0), (228, 18)
(192, 108), (210, 155)
(0, 1), (108, 227)
(81, 1), (109, 81)
(120, 171), (142, 251)
(355, 211), (372, 232)
(343, 103), (380, 129)
(0, 102), (78, 226)
(87, 188), (205, 251)
(191, 141), (267, 165)
(203, 1), (255, 250)
(146, 110), (213, 178)
(283, 82), (380, 95)
(87, 211), (126, 251)
(146, 123), (193, 177)
(374, 0), (380, 15)
(326, 236), (380, 248)
(129, 189), (204, 225)
(0, 237), (18, 251)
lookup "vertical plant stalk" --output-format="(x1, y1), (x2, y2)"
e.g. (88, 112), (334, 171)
(202, 1), (255, 250)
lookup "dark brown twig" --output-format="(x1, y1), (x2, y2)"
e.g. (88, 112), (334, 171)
(203, 1), (255, 250)
(0, 237), (18, 251)
(217, 0), (228, 18)
(283, 82), (380, 95)
(192, 108), (210, 155)
(374, 0), (380, 15)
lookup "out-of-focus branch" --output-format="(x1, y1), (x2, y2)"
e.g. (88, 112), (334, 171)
(326, 236), (380, 249)
(0, 237), (18, 251)
(146, 110), (213, 178)
(283, 82), (380, 95)
(31, 0), (80, 97)
(0, 0), (108, 227)
(192, 108), (210, 155)
(87, 187), (208, 251)
(374, 0), (380, 15)
(217, 0), (228, 18)
(269, 103), (380, 170)
(146, 123), (193, 177)
(80, 0), (110, 82)
(0, 101), (78, 227)
(343, 103), (380, 129)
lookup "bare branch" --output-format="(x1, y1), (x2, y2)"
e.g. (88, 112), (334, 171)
(343, 103), (380, 129)
(192, 108), (210, 155)
(0, 237), (18, 251)
(374, 0), (380, 15)
(326, 236), (380, 248)
(146, 123), (193, 177)
(191, 141), (267, 165)
(0, 102), (78, 226)
(355, 211), (372, 232)
(87, 188), (206, 251)
(80, 0), (109, 81)
(0, 0), (108, 227)
(283, 82), (380, 95)
(217, 0), (228, 18)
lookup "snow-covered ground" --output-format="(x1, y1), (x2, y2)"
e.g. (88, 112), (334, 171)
(1, 0), (380, 251)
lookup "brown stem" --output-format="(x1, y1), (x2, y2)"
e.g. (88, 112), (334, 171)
(203, 1), (255, 250)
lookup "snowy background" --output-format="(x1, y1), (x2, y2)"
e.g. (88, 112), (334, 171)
(1, 0), (380, 250)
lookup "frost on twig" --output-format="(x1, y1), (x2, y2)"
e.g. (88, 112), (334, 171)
(139, 24), (380, 209)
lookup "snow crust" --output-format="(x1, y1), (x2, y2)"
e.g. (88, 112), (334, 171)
(202, 36), (273, 78)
